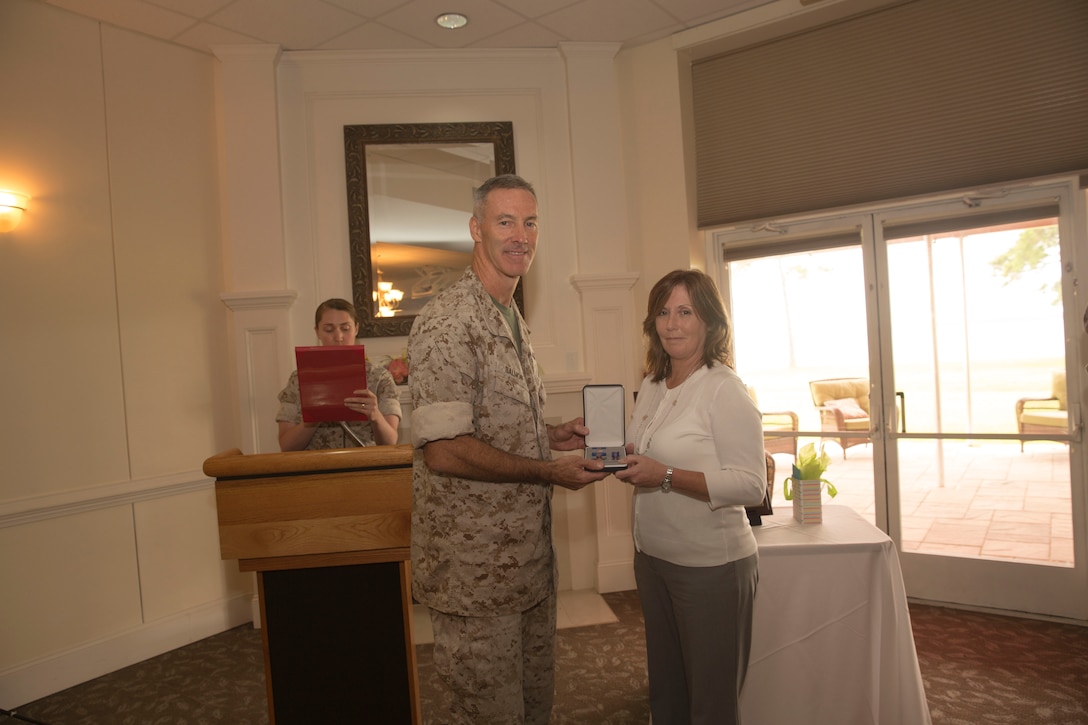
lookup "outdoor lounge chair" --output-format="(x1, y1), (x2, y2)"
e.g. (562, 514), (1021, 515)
(1016, 371), (1069, 451)
(747, 387), (799, 458)
(808, 377), (871, 458)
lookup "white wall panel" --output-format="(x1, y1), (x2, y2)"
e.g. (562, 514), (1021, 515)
(0, 0), (130, 499)
(135, 488), (249, 621)
(101, 26), (235, 477)
(0, 506), (141, 670)
(0, 1), (250, 707)
(616, 37), (702, 307)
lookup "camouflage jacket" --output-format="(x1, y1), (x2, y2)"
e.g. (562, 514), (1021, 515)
(408, 268), (553, 615)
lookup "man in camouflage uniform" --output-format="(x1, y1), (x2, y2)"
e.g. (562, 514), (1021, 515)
(409, 174), (609, 724)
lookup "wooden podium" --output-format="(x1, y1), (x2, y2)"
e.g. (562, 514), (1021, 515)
(203, 444), (420, 724)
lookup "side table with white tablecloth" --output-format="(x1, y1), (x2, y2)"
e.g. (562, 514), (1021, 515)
(740, 505), (932, 725)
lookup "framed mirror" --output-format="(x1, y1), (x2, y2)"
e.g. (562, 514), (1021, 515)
(344, 121), (518, 337)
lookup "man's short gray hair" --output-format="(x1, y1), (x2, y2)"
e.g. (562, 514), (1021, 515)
(473, 174), (536, 217)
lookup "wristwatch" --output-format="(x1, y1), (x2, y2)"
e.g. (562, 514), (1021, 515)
(660, 467), (674, 493)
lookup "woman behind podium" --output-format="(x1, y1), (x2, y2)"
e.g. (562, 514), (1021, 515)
(277, 298), (402, 450)
(614, 269), (767, 725)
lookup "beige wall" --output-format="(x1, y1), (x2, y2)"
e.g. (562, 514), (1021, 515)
(0, 0), (248, 707)
(616, 36), (704, 308)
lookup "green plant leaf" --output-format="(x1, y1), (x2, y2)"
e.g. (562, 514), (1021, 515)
(794, 442), (831, 479)
(786, 443), (836, 496)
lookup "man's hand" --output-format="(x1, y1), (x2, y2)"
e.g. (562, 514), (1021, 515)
(548, 417), (590, 451)
(548, 453), (609, 491)
(423, 434), (606, 489)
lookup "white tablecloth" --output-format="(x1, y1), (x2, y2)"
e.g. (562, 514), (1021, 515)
(740, 506), (931, 725)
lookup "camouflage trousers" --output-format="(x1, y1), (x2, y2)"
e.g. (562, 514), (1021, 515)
(429, 592), (557, 725)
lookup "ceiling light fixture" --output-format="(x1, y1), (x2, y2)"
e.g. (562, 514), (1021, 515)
(435, 13), (468, 30)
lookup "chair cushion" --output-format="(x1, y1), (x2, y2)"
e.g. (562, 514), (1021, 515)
(810, 378), (870, 413)
(824, 397), (868, 419)
(1052, 371), (1067, 410)
(746, 386), (759, 406)
(1020, 409), (1068, 428)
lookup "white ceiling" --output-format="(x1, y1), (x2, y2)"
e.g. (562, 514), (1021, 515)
(35, 0), (775, 56)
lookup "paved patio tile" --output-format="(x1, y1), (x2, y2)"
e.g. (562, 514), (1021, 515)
(765, 440), (1073, 565)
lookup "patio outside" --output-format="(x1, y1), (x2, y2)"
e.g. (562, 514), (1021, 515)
(764, 437), (1073, 567)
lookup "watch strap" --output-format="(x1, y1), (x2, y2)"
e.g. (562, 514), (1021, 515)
(660, 466), (674, 493)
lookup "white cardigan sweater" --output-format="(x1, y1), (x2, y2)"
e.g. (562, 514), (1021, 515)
(627, 362), (768, 567)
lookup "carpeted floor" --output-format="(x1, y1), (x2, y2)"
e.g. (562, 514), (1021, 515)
(5, 590), (1087, 724)
(908, 602), (1088, 724)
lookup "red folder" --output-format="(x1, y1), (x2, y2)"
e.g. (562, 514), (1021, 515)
(295, 345), (368, 422)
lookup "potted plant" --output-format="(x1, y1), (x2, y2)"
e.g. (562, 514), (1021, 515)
(782, 442), (837, 523)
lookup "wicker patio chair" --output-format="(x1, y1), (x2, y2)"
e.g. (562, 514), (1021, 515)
(808, 377), (871, 459)
(746, 387), (799, 458)
(1016, 371), (1069, 451)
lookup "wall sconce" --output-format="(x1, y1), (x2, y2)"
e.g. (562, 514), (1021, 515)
(0, 190), (29, 233)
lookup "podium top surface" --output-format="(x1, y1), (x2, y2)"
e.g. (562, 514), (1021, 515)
(203, 444), (413, 479)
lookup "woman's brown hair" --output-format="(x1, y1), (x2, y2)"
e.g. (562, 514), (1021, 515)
(642, 269), (734, 382)
(313, 298), (359, 329)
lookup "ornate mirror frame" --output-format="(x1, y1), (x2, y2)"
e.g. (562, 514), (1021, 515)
(344, 121), (518, 338)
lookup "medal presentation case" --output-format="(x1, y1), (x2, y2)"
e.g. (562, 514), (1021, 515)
(583, 384), (628, 471)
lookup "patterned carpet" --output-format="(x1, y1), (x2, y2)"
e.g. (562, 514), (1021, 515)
(5, 590), (1087, 724)
(908, 603), (1088, 725)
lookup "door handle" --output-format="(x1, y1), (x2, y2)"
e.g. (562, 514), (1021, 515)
(895, 391), (906, 433)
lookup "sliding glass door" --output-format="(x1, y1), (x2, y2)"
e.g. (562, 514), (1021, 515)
(715, 178), (1087, 619)
(874, 182), (1084, 618)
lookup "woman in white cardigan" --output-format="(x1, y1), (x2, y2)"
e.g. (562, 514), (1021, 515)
(615, 269), (768, 725)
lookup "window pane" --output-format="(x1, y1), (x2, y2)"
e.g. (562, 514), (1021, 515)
(728, 245), (875, 521)
(886, 221), (1064, 436)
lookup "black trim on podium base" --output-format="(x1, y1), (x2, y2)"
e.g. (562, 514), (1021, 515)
(261, 562), (411, 723)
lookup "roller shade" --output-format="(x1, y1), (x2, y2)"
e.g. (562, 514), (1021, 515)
(693, 0), (1088, 227)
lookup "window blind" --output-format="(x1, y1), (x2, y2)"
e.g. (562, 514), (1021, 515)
(692, 0), (1088, 227)
(723, 231), (861, 262)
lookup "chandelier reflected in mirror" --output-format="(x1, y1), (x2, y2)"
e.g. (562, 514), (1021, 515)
(373, 271), (404, 317)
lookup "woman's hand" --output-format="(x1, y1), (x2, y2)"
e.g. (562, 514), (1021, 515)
(346, 388), (400, 445)
(613, 454), (669, 489)
(345, 387), (379, 417)
(614, 450), (711, 501)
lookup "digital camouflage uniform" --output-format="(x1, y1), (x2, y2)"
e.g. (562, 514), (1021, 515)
(409, 268), (556, 724)
(275, 361), (401, 449)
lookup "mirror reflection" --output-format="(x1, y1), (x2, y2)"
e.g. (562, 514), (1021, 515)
(344, 122), (518, 337)
(367, 142), (494, 318)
